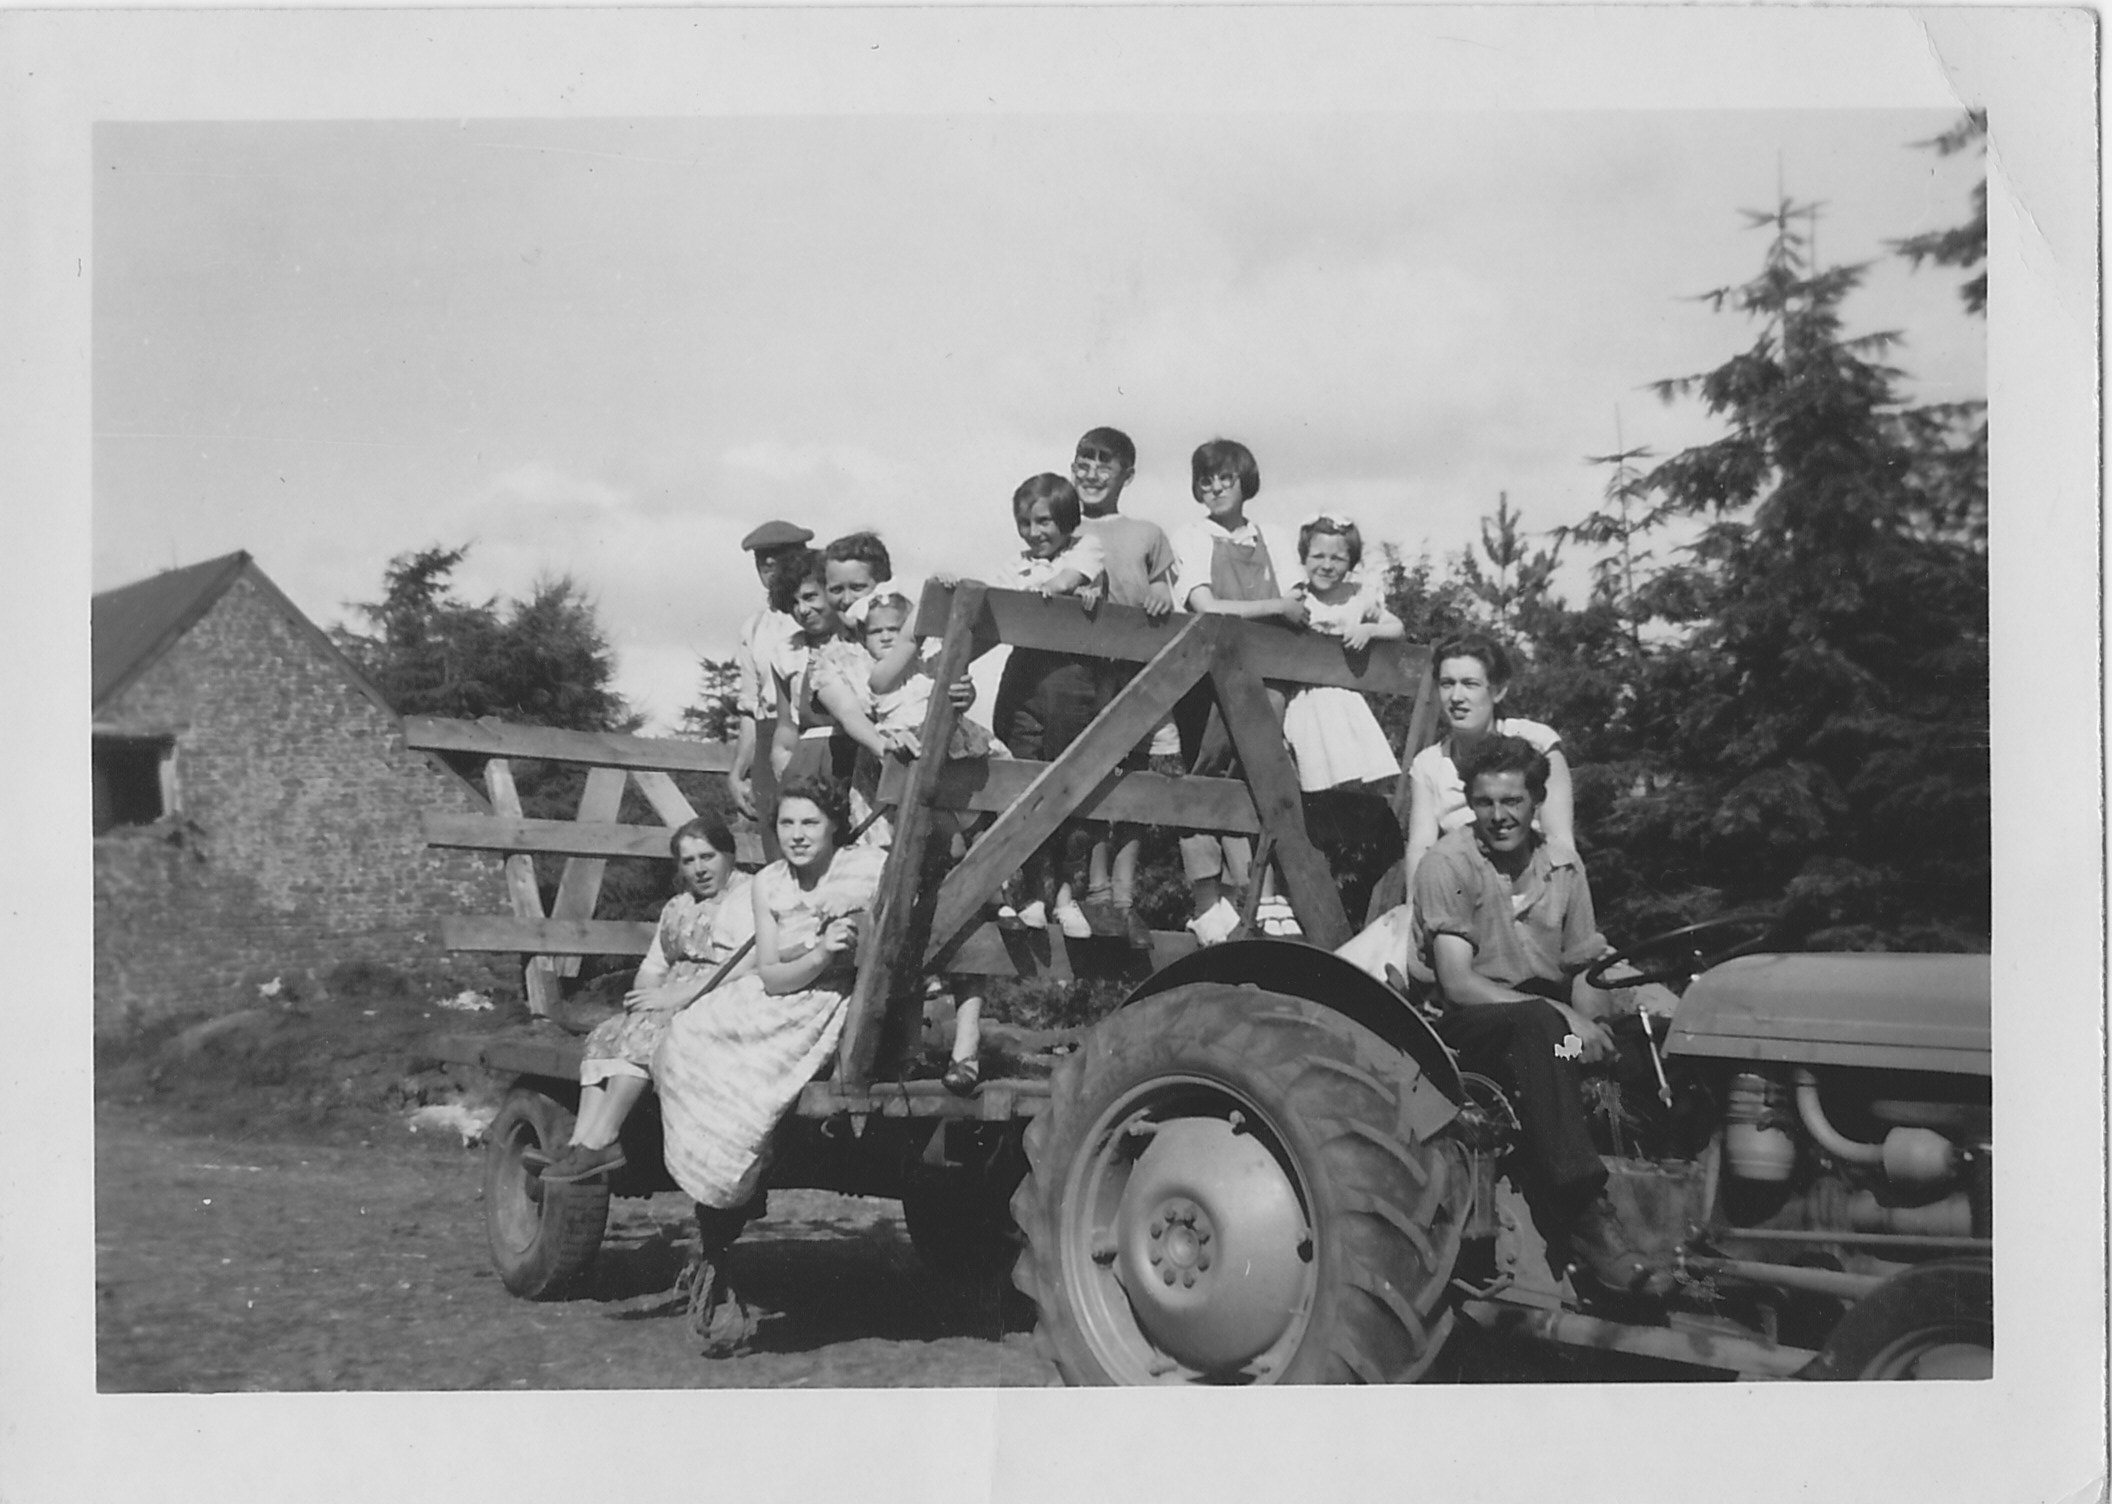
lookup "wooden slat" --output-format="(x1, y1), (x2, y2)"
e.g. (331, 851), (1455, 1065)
(543, 766), (627, 979)
(936, 920), (1202, 978)
(404, 716), (735, 773)
(424, 1029), (585, 1081)
(630, 768), (767, 866)
(483, 758), (562, 1015)
(443, 915), (656, 956)
(425, 807), (763, 868)
(912, 580), (1428, 696)
(425, 811), (676, 860)
(422, 1029), (1054, 1118)
(921, 616), (1221, 965)
(1213, 657), (1352, 951)
(1392, 658), (1442, 823)
(630, 769), (697, 825)
(873, 756), (1261, 834)
(840, 580), (988, 1088)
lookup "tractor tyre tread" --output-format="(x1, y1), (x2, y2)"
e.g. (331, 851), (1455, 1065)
(1011, 983), (1467, 1385)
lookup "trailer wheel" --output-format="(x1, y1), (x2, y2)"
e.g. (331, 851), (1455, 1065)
(1011, 984), (1468, 1384)
(484, 1085), (610, 1299)
(1802, 1259), (1993, 1380)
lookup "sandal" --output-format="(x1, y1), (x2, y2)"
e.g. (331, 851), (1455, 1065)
(942, 1057), (982, 1096)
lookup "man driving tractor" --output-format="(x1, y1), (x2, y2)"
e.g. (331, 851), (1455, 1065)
(1409, 733), (1664, 1295)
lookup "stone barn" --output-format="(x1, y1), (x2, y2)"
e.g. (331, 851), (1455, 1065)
(92, 551), (504, 1035)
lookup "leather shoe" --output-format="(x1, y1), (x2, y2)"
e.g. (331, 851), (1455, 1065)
(1568, 1193), (1666, 1295)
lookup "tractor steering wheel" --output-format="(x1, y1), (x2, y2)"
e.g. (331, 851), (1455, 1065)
(1584, 912), (1785, 991)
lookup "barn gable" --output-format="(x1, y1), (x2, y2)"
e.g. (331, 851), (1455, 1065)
(92, 554), (504, 1034)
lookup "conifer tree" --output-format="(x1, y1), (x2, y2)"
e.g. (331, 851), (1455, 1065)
(1587, 197), (1988, 949)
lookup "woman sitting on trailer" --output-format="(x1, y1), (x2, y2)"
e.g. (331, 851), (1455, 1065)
(1337, 631), (1576, 986)
(538, 816), (757, 1185)
(651, 773), (889, 1355)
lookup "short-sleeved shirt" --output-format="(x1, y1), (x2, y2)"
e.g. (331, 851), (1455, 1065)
(1411, 826), (1606, 992)
(1009, 531), (1107, 591)
(1079, 513), (1176, 609)
(1410, 718), (1562, 835)
(1169, 518), (1304, 609)
(737, 608), (801, 719)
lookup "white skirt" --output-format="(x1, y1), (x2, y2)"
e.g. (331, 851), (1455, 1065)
(651, 974), (851, 1209)
(1282, 686), (1400, 792)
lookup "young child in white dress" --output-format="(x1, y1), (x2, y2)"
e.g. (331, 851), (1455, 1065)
(858, 591), (998, 763)
(1282, 513), (1403, 794)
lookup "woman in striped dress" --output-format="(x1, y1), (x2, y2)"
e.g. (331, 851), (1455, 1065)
(651, 773), (888, 1353)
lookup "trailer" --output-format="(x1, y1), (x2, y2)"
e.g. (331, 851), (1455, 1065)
(416, 579), (1990, 1385)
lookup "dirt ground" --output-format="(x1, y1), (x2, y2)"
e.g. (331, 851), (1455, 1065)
(95, 1102), (1057, 1391)
(92, 975), (1665, 1391)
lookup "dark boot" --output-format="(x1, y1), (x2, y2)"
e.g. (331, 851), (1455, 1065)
(686, 1205), (761, 1356)
(1567, 1192), (1669, 1296)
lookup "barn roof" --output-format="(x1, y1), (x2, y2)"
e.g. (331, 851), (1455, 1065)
(90, 551), (491, 811)
(92, 551), (253, 709)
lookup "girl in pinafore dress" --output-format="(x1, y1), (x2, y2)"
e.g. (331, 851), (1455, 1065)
(1167, 438), (1308, 943)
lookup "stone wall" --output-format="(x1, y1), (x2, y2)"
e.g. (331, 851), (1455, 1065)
(93, 572), (507, 1034)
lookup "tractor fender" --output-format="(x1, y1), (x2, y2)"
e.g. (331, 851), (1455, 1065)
(1126, 938), (1464, 1139)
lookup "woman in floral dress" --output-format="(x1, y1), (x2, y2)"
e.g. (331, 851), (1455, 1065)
(541, 816), (756, 1183)
(651, 774), (889, 1352)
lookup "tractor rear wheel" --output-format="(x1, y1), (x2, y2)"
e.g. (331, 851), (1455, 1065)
(1011, 984), (1468, 1384)
(483, 1084), (611, 1299)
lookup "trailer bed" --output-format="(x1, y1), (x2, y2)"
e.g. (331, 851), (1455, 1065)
(428, 1026), (1051, 1122)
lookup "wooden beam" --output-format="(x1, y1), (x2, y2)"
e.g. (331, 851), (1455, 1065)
(912, 581), (1429, 696)
(911, 578), (1003, 662)
(922, 616), (1221, 965)
(873, 756), (1261, 834)
(1392, 657), (1442, 824)
(543, 766), (627, 979)
(443, 915), (656, 955)
(423, 812), (675, 860)
(626, 772), (766, 866)
(629, 769), (696, 825)
(404, 716), (735, 773)
(839, 580), (988, 1088)
(1212, 657), (1352, 950)
(425, 805), (763, 868)
(483, 758), (561, 1015)
(936, 921), (1201, 978)
(423, 1030), (585, 1082)
(797, 1077), (1050, 1123)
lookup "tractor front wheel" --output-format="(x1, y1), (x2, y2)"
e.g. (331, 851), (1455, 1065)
(1011, 984), (1468, 1385)
(1802, 1259), (1993, 1380)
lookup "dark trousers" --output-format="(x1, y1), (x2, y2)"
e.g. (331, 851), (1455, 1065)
(995, 649), (1101, 896)
(1436, 993), (1606, 1202)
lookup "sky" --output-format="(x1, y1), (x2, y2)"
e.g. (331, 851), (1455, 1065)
(92, 110), (1984, 731)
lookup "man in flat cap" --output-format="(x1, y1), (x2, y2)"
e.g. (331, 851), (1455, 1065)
(730, 520), (815, 820)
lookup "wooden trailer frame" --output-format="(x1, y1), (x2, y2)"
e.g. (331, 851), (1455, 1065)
(411, 578), (1436, 1121)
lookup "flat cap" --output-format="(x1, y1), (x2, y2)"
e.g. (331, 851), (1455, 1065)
(740, 519), (815, 551)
